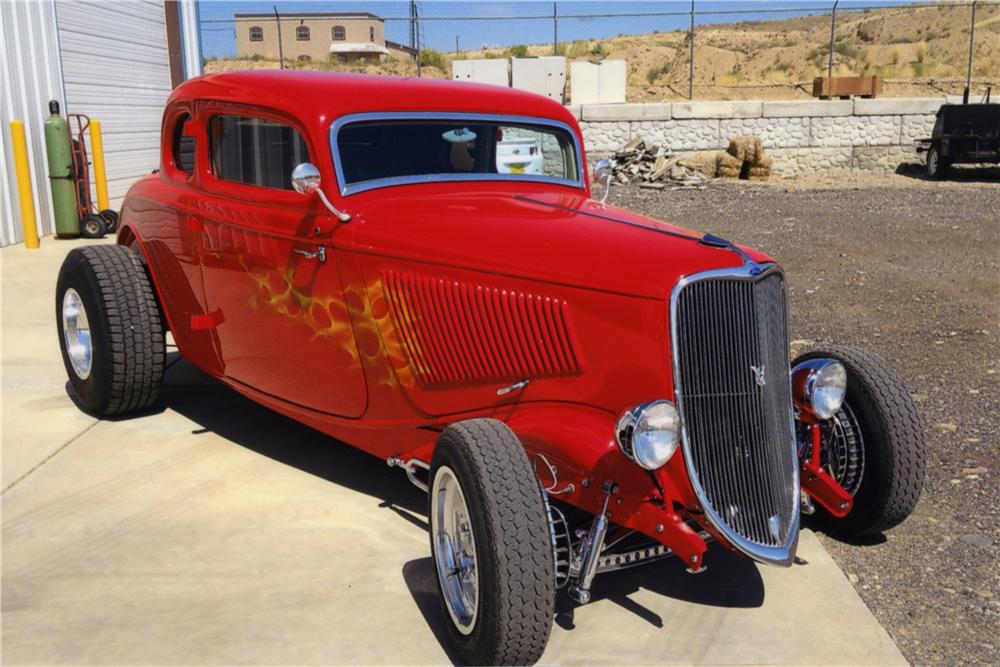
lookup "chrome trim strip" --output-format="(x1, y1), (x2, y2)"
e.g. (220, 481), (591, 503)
(329, 111), (586, 196)
(668, 262), (801, 567)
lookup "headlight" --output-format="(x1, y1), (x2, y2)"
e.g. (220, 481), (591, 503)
(792, 359), (847, 420)
(615, 400), (681, 470)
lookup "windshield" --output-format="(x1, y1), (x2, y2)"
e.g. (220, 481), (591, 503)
(332, 114), (581, 194)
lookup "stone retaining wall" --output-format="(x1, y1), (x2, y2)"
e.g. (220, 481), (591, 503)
(569, 97), (959, 176)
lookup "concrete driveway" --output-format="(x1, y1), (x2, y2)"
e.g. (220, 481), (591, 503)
(2, 239), (907, 665)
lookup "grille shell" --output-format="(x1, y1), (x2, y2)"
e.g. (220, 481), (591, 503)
(670, 264), (799, 565)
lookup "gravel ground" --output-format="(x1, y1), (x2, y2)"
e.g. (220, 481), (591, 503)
(615, 169), (1000, 667)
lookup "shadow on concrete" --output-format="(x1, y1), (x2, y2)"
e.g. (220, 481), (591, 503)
(158, 355), (425, 516)
(402, 558), (466, 666)
(159, 355), (767, 663)
(894, 162), (1000, 183)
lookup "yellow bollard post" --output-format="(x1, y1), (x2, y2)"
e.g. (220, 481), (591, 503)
(89, 119), (109, 211)
(10, 120), (40, 249)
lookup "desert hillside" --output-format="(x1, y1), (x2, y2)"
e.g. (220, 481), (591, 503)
(205, 3), (1000, 101)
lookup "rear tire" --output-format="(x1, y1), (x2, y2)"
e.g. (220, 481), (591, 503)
(429, 419), (555, 666)
(794, 345), (924, 536)
(99, 209), (120, 233)
(56, 245), (165, 416)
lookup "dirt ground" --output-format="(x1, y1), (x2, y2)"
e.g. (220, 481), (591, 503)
(615, 168), (1000, 666)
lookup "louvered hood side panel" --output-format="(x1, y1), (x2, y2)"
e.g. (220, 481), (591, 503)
(382, 270), (584, 389)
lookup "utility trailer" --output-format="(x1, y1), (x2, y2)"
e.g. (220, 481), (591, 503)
(917, 95), (1000, 179)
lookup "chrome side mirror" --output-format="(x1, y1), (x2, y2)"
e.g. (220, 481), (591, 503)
(291, 162), (322, 195)
(290, 162), (351, 222)
(593, 159), (613, 204)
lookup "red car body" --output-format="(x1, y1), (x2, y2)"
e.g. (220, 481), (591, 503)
(118, 71), (828, 574)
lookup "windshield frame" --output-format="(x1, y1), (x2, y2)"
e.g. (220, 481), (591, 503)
(329, 111), (585, 196)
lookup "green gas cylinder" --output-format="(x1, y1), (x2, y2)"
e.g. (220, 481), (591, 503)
(44, 100), (79, 237)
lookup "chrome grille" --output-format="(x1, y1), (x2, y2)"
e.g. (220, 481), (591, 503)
(672, 266), (798, 564)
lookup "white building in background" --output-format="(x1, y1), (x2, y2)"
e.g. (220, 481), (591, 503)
(1, 0), (197, 247)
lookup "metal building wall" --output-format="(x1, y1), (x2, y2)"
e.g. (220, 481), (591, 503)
(55, 0), (172, 214)
(0, 0), (65, 246)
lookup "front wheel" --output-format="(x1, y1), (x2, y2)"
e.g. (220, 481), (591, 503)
(429, 419), (555, 666)
(80, 213), (107, 239)
(795, 345), (925, 536)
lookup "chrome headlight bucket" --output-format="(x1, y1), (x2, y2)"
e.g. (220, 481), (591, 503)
(615, 400), (681, 470)
(791, 358), (847, 420)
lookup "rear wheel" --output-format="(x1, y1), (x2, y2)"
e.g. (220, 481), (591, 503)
(56, 245), (165, 416)
(926, 145), (949, 179)
(99, 209), (119, 233)
(429, 419), (555, 666)
(795, 346), (925, 536)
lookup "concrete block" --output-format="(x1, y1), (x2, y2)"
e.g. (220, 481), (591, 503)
(762, 100), (853, 118)
(581, 103), (670, 121)
(720, 117), (810, 149)
(769, 147), (853, 177)
(631, 119), (721, 151)
(451, 59), (509, 88)
(853, 145), (918, 171)
(512, 56), (566, 102)
(570, 60), (626, 105)
(853, 97), (944, 115)
(565, 104), (582, 118)
(672, 100), (762, 119)
(810, 115), (901, 147)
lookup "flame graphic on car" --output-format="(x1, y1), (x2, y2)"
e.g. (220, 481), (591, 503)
(242, 259), (415, 390)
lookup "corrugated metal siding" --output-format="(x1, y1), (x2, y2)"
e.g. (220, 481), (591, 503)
(56, 0), (170, 214)
(0, 0), (65, 246)
(1, 0), (171, 247)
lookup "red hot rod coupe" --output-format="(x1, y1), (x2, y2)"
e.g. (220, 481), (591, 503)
(56, 72), (924, 665)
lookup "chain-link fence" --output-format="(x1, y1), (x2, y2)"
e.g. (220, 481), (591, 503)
(199, 1), (1000, 102)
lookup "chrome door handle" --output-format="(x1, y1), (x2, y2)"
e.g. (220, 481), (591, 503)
(292, 245), (326, 263)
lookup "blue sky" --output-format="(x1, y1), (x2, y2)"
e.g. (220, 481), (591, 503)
(198, 0), (916, 57)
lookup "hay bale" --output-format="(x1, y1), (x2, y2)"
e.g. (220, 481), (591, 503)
(726, 135), (763, 163)
(677, 151), (718, 178)
(715, 151), (743, 178)
(747, 164), (772, 179)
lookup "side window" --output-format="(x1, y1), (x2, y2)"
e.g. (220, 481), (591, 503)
(249, 26), (263, 41)
(209, 114), (310, 191)
(296, 26), (309, 41)
(369, 26), (375, 42)
(332, 25), (345, 41)
(173, 113), (196, 174)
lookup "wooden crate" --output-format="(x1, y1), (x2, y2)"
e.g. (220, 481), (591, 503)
(812, 75), (882, 99)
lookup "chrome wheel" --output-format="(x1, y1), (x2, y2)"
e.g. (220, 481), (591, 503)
(431, 465), (479, 635)
(62, 288), (93, 380)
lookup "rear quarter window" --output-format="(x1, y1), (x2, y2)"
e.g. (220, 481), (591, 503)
(172, 114), (195, 173)
(209, 115), (310, 190)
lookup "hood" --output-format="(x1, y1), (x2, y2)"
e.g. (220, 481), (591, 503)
(348, 185), (773, 300)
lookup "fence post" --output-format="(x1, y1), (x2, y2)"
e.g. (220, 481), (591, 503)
(827, 0), (839, 86)
(965, 0), (978, 101)
(688, 0), (695, 100)
(273, 6), (284, 70)
(553, 1), (558, 55)
(415, 11), (422, 77)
